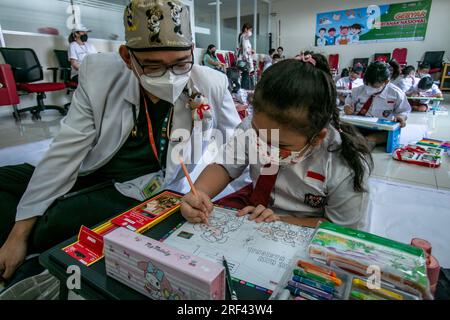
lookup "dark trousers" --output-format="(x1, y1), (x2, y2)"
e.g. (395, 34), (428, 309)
(241, 71), (254, 90)
(0, 164), (140, 252)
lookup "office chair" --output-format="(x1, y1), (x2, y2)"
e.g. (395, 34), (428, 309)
(374, 53), (391, 63)
(0, 48), (67, 120)
(353, 58), (369, 72)
(53, 49), (77, 108)
(328, 54), (339, 76)
(0, 64), (21, 119)
(418, 51), (445, 74)
(392, 48), (408, 67)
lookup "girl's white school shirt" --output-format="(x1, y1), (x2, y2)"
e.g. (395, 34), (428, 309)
(392, 76), (420, 92)
(406, 83), (442, 104)
(335, 76), (364, 90)
(345, 82), (411, 119)
(215, 117), (369, 229)
(68, 41), (97, 77)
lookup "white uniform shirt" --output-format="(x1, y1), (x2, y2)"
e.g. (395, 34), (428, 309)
(407, 83), (442, 97)
(216, 117), (369, 229)
(407, 83), (442, 104)
(345, 82), (411, 119)
(336, 76), (363, 90)
(68, 41), (97, 76)
(239, 34), (254, 72)
(392, 76), (419, 92)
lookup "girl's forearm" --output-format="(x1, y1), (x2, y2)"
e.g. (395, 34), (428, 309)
(194, 164), (232, 199)
(279, 216), (328, 228)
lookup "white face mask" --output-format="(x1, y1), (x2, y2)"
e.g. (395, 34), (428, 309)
(257, 139), (311, 166)
(247, 31), (253, 38)
(131, 58), (190, 104)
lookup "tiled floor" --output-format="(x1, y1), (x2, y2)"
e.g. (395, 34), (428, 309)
(371, 96), (450, 190)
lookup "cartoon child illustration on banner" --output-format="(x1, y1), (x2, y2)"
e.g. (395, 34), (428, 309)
(316, 28), (327, 47)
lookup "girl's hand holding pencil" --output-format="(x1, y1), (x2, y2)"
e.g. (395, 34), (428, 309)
(178, 155), (213, 224)
(181, 191), (214, 224)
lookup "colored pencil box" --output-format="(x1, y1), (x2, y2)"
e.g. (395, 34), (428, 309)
(392, 144), (443, 168)
(307, 222), (432, 299)
(104, 227), (225, 300)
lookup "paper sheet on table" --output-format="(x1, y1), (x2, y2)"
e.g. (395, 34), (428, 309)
(341, 115), (379, 123)
(367, 178), (450, 268)
(162, 207), (314, 291)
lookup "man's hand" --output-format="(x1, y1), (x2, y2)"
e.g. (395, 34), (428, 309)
(395, 115), (407, 128)
(344, 104), (355, 115)
(237, 205), (280, 223)
(0, 235), (28, 281)
(181, 191), (214, 224)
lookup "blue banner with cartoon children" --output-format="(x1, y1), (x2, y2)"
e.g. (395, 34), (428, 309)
(315, 0), (432, 47)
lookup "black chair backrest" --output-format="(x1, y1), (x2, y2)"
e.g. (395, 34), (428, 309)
(0, 48), (43, 83)
(54, 49), (71, 69)
(353, 58), (369, 70)
(422, 51), (445, 69)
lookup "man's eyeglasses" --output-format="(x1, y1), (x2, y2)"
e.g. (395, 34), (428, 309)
(130, 49), (194, 78)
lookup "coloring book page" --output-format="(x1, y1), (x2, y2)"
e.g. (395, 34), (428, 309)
(162, 207), (314, 291)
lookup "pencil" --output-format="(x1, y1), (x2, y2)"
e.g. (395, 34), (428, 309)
(223, 256), (238, 300)
(178, 156), (208, 225)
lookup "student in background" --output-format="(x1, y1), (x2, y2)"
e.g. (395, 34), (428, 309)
(388, 59), (401, 83)
(277, 47), (285, 59)
(181, 54), (373, 229)
(68, 26), (97, 83)
(406, 76), (443, 112)
(417, 62), (431, 79)
(344, 62), (411, 145)
(393, 65), (418, 92)
(340, 68), (349, 78)
(203, 44), (226, 73)
(336, 65), (364, 106)
(238, 23), (255, 89)
(263, 49), (276, 72)
(264, 54), (281, 72)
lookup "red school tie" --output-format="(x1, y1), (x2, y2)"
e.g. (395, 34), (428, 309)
(357, 90), (383, 116)
(249, 165), (279, 207)
(348, 80), (353, 90)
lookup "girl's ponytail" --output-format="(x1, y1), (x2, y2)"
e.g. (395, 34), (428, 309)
(330, 108), (373, 192)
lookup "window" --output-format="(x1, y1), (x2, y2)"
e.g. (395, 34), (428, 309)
(0, 0), (125, 41)
(194, 0), (217, 50)
(221, 0), (238, 52)
(193, 0), (271, 53)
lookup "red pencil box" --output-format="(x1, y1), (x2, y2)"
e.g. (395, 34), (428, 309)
(392, 145), (443, 168)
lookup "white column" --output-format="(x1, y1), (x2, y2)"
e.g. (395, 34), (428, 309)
(253, 0), (257, 52)
(0, 25), (6, 47)
(216, 0), (221, 49)
(237, 0), (241, 50)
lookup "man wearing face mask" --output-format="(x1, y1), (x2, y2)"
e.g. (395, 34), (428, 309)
(68, 25), (97, 83)
(0, 0), (240, 283)
(344, 61), (411, 145)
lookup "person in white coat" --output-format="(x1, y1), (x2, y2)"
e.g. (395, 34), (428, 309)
(0, 0), (240, 281)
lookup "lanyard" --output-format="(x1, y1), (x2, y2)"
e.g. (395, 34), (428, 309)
(134, 93), (173, 167)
